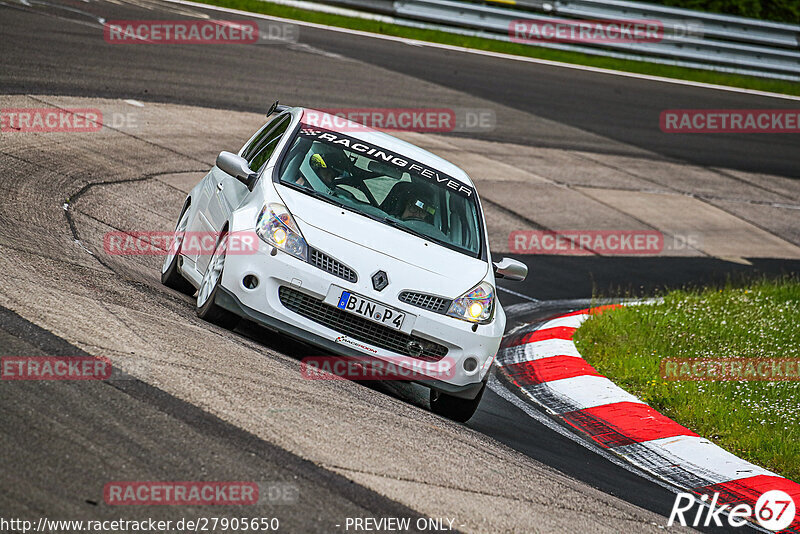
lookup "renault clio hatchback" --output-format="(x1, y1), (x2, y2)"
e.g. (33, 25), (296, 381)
(161, 105), (528, 422)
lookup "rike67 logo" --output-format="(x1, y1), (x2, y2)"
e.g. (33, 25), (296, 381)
(668, 490), (796, 531)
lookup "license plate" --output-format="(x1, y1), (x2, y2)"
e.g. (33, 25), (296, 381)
(337, 291), (405, 331)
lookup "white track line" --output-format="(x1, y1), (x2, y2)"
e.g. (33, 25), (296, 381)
(637, 435), (779, 481)
(162, 0), (800, 102)
(540, 314), (590, 330)
(497, 285), (540, 303)
(544, 374), (646, 411)
(500, 338), (584, 364)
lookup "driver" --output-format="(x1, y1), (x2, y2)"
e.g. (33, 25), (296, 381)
(309, 153), (340, 189)
(400, 189), (436, 223)
(297, 153), (356, 201)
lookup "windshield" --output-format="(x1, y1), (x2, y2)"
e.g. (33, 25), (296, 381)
(277, 125), (483, 257)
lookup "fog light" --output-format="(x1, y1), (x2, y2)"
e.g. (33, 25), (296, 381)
(463, 356), (478, 373)
(242, 274), (259, 290)
(406, 341), (424, 358)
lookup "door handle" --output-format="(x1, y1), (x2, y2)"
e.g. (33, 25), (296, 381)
(217, 181), (224, 191)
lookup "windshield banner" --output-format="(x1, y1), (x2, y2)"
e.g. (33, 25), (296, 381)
(298, 124), (476, 198)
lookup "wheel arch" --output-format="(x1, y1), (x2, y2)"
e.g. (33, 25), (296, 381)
(180, 195), (192, 217)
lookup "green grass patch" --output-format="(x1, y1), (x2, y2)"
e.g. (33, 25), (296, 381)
(645, 0), (800, 25)
(573, 278), (800, 481)
(193, 0), (800, 97)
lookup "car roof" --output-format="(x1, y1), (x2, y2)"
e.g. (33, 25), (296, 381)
(298, 108), (476, 189)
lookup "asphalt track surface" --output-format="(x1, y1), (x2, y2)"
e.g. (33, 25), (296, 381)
(0, 307), (433, 532)
(1, 0), (799, 177)
(0, 0), (798, 532)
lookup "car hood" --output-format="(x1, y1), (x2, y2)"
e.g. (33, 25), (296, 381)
(277, 185), (488, 297)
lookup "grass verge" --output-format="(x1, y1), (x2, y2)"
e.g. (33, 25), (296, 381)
(573, 278), (800, 481)
(191, 0), (800, 96)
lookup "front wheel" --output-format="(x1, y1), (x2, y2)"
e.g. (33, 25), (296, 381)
(196, 232), (240, 329)
(430, 382), (486, 423)
(161, 207), (194, 294)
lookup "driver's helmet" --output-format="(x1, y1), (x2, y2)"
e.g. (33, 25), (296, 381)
(309, 143), (347, 174)
(309, 153), (328, 171)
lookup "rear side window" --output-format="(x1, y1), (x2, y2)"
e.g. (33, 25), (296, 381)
(241, 117), (277, 161)
(242, 115), (291, 171)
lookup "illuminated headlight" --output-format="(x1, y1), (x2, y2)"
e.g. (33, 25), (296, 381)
(256, 203), (307, 261)
(447, 282), (494, 324)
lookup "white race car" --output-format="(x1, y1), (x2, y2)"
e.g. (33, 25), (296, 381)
(161, 104), (527, 421)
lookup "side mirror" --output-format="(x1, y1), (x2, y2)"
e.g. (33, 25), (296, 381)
(216, 151), (257, 188)
(493, 257), (528, 281)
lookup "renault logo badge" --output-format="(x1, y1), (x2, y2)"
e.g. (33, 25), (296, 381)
(372, 270), (388, 291)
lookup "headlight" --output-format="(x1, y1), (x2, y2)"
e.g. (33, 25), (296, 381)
(447, 282), (494, 324)
(255, 203), (307, 261)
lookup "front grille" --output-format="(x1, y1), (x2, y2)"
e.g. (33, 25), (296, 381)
(278, 286), (448, 361)
(308, 247), (357, 283)
(398, 291), (452, 314)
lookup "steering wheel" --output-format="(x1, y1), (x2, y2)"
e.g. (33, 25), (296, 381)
(332, 176), (377, 206)
(331, 184), (358, 201)
(402, 213), (429, 223)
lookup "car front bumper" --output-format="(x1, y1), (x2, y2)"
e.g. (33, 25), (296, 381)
(216, 241), (503, 399)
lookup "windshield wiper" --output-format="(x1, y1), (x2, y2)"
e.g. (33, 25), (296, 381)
(282, 182), (343, 208)
(380, 217), (441, 244)
(379, 217), (479, 258)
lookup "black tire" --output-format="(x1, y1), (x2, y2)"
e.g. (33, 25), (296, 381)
(161, 254), (194, 294)
(430, 382), (486, 423)
(161, 205), (194, 294)
(195, 232), (240, 329)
